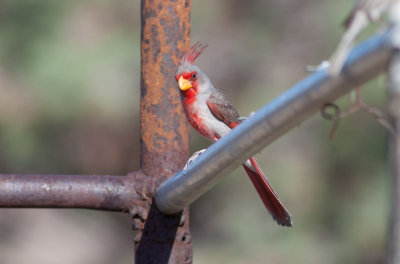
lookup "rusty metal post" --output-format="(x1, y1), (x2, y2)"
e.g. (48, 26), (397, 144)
(135, 0), (192, 263)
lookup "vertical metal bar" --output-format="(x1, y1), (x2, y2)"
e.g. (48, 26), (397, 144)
(387, 9), (400, 263)
(388, 50), (400, 264)
(135, 0), (192, 263)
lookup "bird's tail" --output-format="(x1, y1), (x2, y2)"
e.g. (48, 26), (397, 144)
(243, 157), (292, 227)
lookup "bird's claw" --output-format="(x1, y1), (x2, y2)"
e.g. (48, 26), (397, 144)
(238, 116), (247, 122)
(238, 111), (255, 123)
(306, 60), (330, 72)
(183, 149), (206, 172)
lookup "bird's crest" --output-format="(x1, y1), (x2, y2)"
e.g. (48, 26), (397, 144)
(183, 42), (208, 65)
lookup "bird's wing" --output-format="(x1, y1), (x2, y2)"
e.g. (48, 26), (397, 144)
(207, 92), (240, 129)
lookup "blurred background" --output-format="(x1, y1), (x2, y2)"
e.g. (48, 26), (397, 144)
(0, 0), (390, 263)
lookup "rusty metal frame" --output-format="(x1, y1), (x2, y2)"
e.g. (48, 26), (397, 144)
(0, 1), (397, 263)
(0, 0), (193, 263)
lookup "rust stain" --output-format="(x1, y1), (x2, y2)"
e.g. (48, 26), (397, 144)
(140, 0), (191, 178)
(137, 0), (192, 263)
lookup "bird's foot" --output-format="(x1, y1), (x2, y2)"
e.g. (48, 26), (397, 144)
(238, 111), (255, 123)
(306, 60), (330, 72)
(183, 149), (206, 172)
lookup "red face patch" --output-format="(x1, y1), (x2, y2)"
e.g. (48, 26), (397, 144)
(182, 71), (197, 81)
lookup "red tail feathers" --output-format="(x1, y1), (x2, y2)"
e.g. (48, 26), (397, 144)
(243, 157), (291, 227)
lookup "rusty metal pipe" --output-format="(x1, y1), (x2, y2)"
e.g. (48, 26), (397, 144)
(155, 29), (394, 214)
(135, 0), (192, 263)
(0, 173), (143, 212)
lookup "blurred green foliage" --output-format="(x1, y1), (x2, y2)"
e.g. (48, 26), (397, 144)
(0, 1), (140, 175)
(0, 1), (391, 264)
(0, 1), (67, 70)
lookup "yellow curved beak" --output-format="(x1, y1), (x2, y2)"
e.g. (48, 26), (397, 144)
(178, 76), (192, 91)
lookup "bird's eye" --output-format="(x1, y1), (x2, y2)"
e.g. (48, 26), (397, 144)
(192, 73), (197, 79)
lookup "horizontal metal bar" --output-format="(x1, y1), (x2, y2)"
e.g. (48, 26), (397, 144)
(155, 29), (394, 214)
(0, 173), (145, 212)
